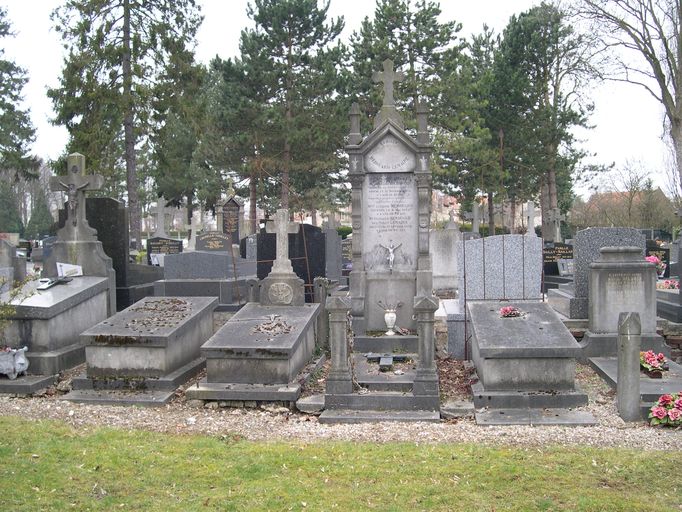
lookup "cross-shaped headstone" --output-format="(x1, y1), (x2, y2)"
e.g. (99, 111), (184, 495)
(462, 203), (481, 234)
(152, 197), (170, 238)
(265, 208), (299, 274)
(525, 200), (537, 236)
(49, 153), (104, 241)
(372, 59), (405, 108)
(185, 213), (201, 251)
(547, 208), (566, 242)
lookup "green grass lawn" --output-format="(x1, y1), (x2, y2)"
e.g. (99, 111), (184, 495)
(0, 415), (678, 511)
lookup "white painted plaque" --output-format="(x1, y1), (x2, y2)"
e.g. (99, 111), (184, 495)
(362, 173), (417, 271)
(364, 134), (416, 173)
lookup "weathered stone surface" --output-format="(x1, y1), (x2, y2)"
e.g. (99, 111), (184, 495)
(81, 296), (217, 378)
(163, 251), (256, 280)
(201, 302), (321, 384)
(430, 226), (460, 293)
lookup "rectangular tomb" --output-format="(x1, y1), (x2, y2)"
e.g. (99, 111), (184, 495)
(2, 276), (110, 376)
(468, 301), (582, 391)
(201, 302), (321, 385)
(81, 296), (217, 378)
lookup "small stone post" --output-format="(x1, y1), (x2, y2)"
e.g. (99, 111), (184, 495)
(413, 296), (439, 397)
(325, 295), (352, 394)
(617, 312), (641, 422)
(314, 277), (331, 350)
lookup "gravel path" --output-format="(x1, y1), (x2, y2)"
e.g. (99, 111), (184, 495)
(0, 365), (680, 450)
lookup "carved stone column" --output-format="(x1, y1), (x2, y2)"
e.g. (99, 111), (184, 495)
(413, 295), (439, 396)
(325, 295), (353, 394)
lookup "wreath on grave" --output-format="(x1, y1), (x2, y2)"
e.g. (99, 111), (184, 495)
(648, 392), (682, 427)
(640, 350), (669, 378)
(499, 306), (522, 318)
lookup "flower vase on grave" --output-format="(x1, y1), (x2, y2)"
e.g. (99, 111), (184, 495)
(384, 309), (397, 336)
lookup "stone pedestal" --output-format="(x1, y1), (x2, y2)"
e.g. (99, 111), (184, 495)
(581, 246), (668, 358)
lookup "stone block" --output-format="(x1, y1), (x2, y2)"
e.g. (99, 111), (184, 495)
(81, 296), (217, 378)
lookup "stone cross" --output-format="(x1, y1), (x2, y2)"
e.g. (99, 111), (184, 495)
(185, 213), (201, 251)
(226, 177), (235, 198)
(372, 59), (405, 107)
(547, 208), (565, 242)
(463, 203), (480, 234)
(265, 208), (299, 274)
(152, 197), (169, 238)
(525, 201), (537, 236)
(49, 153), (104, 241)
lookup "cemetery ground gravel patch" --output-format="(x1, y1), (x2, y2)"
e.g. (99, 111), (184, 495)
(0, 364), (679, 451)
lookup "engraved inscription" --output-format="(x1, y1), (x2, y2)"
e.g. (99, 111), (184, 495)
(362, 173), (417, 271)
(268, 282), (293, 305)
(364, 134), (416, 173)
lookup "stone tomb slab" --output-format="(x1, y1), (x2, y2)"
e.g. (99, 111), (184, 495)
(200, 302), (321, 385)
(468, 301), (582, 393)
(79, 296), (217, 379)
(1, 276), (109, 379)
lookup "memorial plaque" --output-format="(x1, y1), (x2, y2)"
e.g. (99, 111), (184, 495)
(220, 198), (241, 244)
(146, 237), (182, 265)
(196, 231), (231, 252)
(364, 134), (416, 174)
(543, 242), (573, 276)
(362, 173), (417, 272)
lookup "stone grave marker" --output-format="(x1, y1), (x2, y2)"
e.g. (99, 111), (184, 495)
(646, 239), (670, 278)
(196, 231), (233, 252)
(543, 242), (573, 276)
(216, 191), (243, 245)
(146, 197), (183, 265)
(547, 227), (645, 319)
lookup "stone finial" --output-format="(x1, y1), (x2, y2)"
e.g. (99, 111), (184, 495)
(349, 102), (362, 145)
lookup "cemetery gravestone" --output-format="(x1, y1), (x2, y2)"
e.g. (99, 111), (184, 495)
(646, 239), (670, 278)
(146, 198), (183, 265)
(216, 195), (243, 245)
(196, 231), (233, 252)
(547, 227), (645, 319)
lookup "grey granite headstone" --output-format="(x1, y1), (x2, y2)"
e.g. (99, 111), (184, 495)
(163, 250), (256, 280)
(196, 231), (232, 252)
(325, 227), (342, 282)
(456, 234), (542, 302)
(430, 225), (460, 294)
(572, 227), (645, 318)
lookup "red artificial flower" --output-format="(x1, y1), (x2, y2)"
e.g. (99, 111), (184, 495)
(651, 406), (668, 420)
(658, 394), (674, 406)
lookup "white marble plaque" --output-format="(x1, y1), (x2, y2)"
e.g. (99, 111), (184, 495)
(362, 173), (417, 271)
(364, 134), (416, 174)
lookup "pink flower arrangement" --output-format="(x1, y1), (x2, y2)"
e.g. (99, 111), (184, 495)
(640, 350), (669, 373)
(499, 306), (521, 318)
(645, 255), (667, 274)
(656, 279), (679, 290)
(649, 391), (682, 427)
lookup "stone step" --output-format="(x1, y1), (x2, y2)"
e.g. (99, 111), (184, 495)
(296, 394), (325, 414)
(589, 357), (682, 403)
(471, 382), (589, 410)
(324, 391), (439, 411)
(62, 388), (175, 407)
(185, 379), (301, 402)
(475, 408), (597, 426)
(26, 343), (85, 376)
(0, 374), (56, 395)
(352, 353), (416, 392)
(318, 409), (441, 424)
(353, 335), (418, 353)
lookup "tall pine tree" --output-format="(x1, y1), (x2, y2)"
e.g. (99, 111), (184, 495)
(238, 0), (347, 210)
(49, 0), (202, 249)
(0, 7), (37, 179)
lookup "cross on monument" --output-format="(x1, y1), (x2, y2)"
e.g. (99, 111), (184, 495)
(49, 152), (104, 242)
(547, 208), (566, 242)
(372, 59), (405, 107)
(185, 213), (202, 250)
(226, 177), (235, 198)
(265, 208), (299, 274)
(463, 203), (480, 234)
(152, 197), (170, 238)
(525, 200), (537, 236)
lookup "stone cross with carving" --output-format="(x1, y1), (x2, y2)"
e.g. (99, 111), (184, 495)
(49, 153), (104, 241)
(265, 208), (299, 274)
(152, 197), (170, 238)
(547, 208), (566, 242)
(373, 59), (405, 107)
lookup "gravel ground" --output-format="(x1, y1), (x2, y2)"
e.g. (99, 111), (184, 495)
(0, 363), (680, 450)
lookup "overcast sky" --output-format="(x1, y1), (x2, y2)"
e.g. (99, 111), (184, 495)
(2, 0), (671, 195)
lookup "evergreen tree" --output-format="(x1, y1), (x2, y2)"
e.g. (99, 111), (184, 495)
(49, 0), (202, 249)
(238, 0), (347, 209)
(0, 7), (37, 179)
(24, 189), (54, 239)
(0, 181), (23, 234)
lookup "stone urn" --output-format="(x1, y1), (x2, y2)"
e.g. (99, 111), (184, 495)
(384, 309), (397, 336)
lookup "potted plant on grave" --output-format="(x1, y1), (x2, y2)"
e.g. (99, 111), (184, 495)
(0, 277), (34, 379)
(648, 392), (682, 427)
(639, 350), (669, 378)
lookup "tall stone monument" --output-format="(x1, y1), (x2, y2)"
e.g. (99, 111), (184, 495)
(321, 59), (440, 422)
(347, 60), (433, 333)
(44, 153), (116, 315)
(216, 181), (244, 244)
